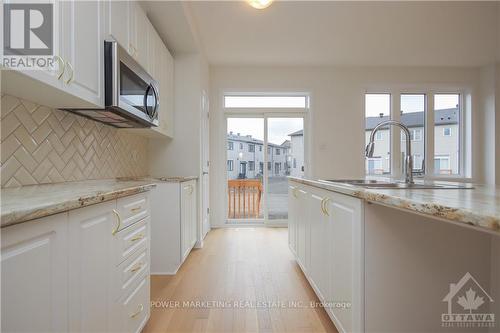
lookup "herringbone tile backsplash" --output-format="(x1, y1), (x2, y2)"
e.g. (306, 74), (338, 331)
(1, 94), (149, 188)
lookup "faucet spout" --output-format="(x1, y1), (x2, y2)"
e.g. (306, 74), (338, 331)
(365, 120), (414, 184)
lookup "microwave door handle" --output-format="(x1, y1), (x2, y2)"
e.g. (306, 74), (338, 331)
(144, 84), (152, 117)
(152, 85), (159, 119)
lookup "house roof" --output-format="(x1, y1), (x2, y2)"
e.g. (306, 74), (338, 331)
(289, 129), (303, 136)
(365, 107), (459, 130)
(227, 133), (287, 148)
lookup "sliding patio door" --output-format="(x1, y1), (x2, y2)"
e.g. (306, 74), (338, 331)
(266, 117), (304, 223)
(226, 116), (305, 225)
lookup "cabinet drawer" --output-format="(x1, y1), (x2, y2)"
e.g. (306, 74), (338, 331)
(111, 246), (149, 301)
(116, 193), (149, 231)
(120, 275), (150, 333)
(113, 217), (149, 266)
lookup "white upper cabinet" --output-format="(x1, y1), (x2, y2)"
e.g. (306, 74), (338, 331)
(106, 1), (130, 53)
(2, 0), (104, 108)
(130, 2), (149, 71)
(60, 0), (105, 107)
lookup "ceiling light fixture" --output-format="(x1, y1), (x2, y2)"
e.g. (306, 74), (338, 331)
(247, 0), (274, 9)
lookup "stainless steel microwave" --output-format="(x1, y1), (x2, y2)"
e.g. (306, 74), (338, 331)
(65, 41), (159, 128)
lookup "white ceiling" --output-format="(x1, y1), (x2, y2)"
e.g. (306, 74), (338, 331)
(183, 1), (498, 67)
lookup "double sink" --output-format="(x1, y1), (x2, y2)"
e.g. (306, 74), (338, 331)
(320, 179), (473, 189)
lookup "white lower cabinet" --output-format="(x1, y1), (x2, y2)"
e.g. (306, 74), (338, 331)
(150, 180), (198, 274)
(289, 180), (364, 333)
(68, 200), (116, 332)
(1, 213), (68, 333)
(1, 192), (151, 333)
(181, 180), (197, 261)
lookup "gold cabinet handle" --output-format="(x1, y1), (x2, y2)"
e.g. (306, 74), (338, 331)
(130, 304), (144, 318)
(130, 234), (144, 242)
(323, 198), (330, 216)
(112, 209), (121, 235)
(65, 61), (74, 84)
(130, 206), (142, 213)
(53, 55), (65, 79)
(320, 198), (326, 215)
(129, 263), (143, 273)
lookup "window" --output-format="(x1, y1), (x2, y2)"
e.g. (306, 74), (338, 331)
(267, 147), (271, 154)
(434, 155), (450, 174)
(275, 162), (281, 174)
(248, 161), (255, 171)
(228, 141), (234, 150)
(413, 154), (423, 171)
(276, 148), (280, 155)
(293, 158), (297, 168)
(249, 144), (255, 152)
(259, 162), (264, 173)
(259, 145), (262, 152)
(400, 94), (425, 172)
(239, 143), (243, 150)
(227, 160), (234, 171)
(267, 162), (271, 170)
(434, 94), (460, 175)
(366, 158), (383, 175)
(224, 95), (308, 108)
(365, 94), (391, 175)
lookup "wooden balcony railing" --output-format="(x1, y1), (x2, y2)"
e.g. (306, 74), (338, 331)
(228, 179), (263, 219)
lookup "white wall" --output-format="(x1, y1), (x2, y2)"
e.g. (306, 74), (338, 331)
(209, 66), (484, 226)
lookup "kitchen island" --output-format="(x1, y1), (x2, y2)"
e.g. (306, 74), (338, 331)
(288, 177), (500, 333)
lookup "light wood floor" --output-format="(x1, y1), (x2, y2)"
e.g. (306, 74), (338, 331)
(143, 228), (338, 333)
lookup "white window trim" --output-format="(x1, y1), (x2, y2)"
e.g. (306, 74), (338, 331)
(365, 89), (470, 181)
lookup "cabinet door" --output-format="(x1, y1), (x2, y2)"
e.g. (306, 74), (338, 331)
(60, 0), (104, 107)
(2, 0), (64, 94)
(296, 187), (309, 270)
(152, 43), (174, 137)
(1, 214), (68, 333)
(147, 23), (162, 79)
(107, 0), (130, 51)
(327, 193), (363, 333)
(180, 182), (191, 260)
(131, 2), (149, 70)
(308, 191), (329, 299)
(287, 185), (297, 253)
(191, 181), (198, 247)
(68, 200), (116, 332)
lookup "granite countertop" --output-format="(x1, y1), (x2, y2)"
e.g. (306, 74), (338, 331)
(1, 179), (157, 228)
(289, 177), (500, 235)
(117, 176), (198, 183)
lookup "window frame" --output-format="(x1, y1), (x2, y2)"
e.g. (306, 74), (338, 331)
(364, 89), (469, 180)
(227, 160), (234, 171)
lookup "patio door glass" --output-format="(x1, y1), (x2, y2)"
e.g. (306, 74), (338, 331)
(227, 117), (264, 221)
(226, 116), (305, 224)
(266, 117), (304, 221)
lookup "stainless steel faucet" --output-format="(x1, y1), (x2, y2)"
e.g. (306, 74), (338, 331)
(365, 120), (414, 184)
